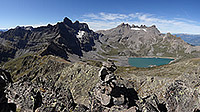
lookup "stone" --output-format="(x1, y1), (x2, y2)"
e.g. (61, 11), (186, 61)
(103, 59), (117, 73)
(100, 94), (111, 106)
(99, 66), (108, 81)
(74, 104), (89, 112)
(123, 106), (137, 112)
(113, 94), (125, 105)
(98, 59), (117, 83)
(33, 91), (42, 112)
(104, 73), (115, 82)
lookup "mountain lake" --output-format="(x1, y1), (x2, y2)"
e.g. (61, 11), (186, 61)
(128, 57), (174, 68)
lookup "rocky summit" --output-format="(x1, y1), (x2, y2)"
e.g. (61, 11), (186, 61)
(0, 17), (200, 112)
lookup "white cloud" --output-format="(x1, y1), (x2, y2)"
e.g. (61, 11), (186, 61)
(84, 21), (122, 31)
(81, 12), (200, 34)
(84, 12), (128, 21)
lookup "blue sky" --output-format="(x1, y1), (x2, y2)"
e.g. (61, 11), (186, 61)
(0, 0), (200, 34)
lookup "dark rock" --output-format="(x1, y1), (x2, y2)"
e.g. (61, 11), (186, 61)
(0, 103), (16, 112)
(99, 59), (117, 82)
(33, 91), (42, 112)
(151, 25), (156, 28)
(0, 17), (99, 62)
(74, 104), (89, 112)
(0, 69), (16, 112)
(6, 80), (76, 112)
(63, 17), (73, 27)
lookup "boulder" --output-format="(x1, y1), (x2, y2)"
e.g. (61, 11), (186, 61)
(113, 94), (125, 105)
(100, 94), (111, 106)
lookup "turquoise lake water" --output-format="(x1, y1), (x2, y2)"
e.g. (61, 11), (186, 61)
(128, 57), (174, 68)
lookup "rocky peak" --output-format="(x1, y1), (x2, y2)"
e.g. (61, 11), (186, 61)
(114, 23), (160, 34)
(73, 20), (80, 28)
(140, 25), (147, 28)
(131, 24), (156, 29)
(24, 26), (34, 31)
(15, 26), (34, 31)
(63, 17), (73, 27)
(151, 25), (156, 28)
(163, 32), (175, 39)
(62, 18), (90, 32)
(74, 22), (90, 32)
(117, 23), (131, 28)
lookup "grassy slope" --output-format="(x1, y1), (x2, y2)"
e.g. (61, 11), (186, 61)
(3, 54), (100, 106)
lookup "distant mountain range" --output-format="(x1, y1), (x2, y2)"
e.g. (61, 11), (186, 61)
(0, 18), (200, 64)
(175, 34), (200, 46)
(0, 29), (8, 32)
(0, 17), (99, 62)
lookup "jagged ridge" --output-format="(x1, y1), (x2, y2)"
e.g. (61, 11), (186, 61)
(0, 17), (99, 62)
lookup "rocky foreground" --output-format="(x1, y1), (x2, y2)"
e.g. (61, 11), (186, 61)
(1, 58), (200, 112)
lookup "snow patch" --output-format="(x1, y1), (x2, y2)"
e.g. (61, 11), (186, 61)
(76, 30), (85, 38)
(143, 29), (147, 32)
(131, 28), (147, 32)
(131, 28), (140, 30)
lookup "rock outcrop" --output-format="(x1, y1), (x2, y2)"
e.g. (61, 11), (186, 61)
(0, 69), (16, 112)
(90, 59), (139, 111)
(2, 55), (77, 111)
(6, 80), (76, 112)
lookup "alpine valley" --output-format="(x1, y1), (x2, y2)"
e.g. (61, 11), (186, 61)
(0, 17), (200, 112)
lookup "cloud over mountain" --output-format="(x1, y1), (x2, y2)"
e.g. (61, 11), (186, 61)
(82, 12), (200, 34)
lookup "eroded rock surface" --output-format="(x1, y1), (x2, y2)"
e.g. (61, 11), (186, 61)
(6, 80), (76, 112)
(0, 69), (16, 112)
(1, 58), (200, 112)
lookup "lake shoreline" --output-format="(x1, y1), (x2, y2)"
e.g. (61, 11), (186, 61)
(103, 56), (177, 67)
(128, 57), (175, 68)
